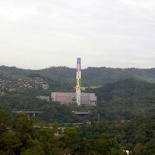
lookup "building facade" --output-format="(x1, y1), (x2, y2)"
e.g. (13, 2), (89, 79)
(51, 92), (97, 106)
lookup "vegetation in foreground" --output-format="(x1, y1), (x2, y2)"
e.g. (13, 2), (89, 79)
(0, 110), (125, 155)
(1, 109), (155, 155)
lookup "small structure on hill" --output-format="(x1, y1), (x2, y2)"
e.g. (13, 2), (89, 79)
(36, 96), (50, 101)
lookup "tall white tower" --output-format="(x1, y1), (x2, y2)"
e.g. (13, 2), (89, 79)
(76, 58), (81, 105)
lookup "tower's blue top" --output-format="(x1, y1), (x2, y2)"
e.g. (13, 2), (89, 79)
(77, 58), (81, 64)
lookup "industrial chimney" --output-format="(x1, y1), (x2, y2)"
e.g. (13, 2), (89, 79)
(76, 58), (81, 105)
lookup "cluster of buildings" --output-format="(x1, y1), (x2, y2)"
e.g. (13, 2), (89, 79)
(0, 77), (49, 92)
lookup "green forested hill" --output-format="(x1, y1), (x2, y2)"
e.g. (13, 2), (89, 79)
(1, 65), (155, 86)
(1, 65), (155, 122)
(1, 76), (155, 122)
(95, 78), (155, 101)
(92, 78), (155, 120)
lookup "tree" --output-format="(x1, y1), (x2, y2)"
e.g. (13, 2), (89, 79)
(132, 143), (144, 155)
(95, 137), (120, 155)
(13, 114), (35, 142)
(79, 138), (94, 155)
(0, 132), (21, 155)
(60, 128), (80, 154)
(0, 109), (11, 135)
(20, 139), (44, 155)
(35, 128), (60, 155)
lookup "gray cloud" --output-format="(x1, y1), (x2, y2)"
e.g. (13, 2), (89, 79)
(0, 0), (155, 69)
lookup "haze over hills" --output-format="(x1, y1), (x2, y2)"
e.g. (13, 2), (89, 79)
(1, 65), (155, 87)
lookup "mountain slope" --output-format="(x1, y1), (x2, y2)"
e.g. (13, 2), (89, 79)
(1, 65), (155, 86)
(92, 78), (155, 120)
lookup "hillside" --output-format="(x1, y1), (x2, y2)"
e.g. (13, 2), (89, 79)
(1, 65), (155, 122)
(92, 78), (155, 120)
(1, 76), (155, 122)
(1, 66), (155, 154)
(1, 77), (155, 154)
(1, 65), (155, 87)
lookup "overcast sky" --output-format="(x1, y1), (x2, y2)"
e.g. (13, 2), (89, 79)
(0, 0), (155, 69)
